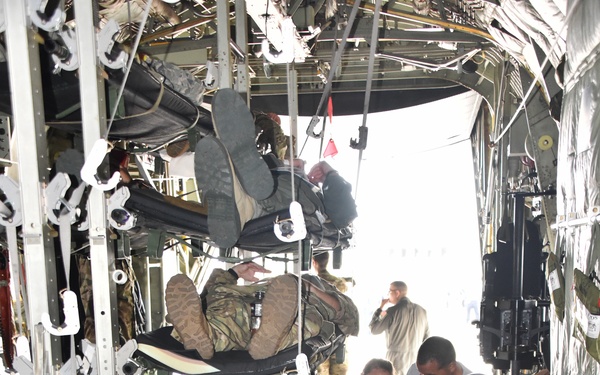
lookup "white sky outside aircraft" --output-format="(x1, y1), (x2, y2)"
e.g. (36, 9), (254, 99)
(277, 91), (490, 373)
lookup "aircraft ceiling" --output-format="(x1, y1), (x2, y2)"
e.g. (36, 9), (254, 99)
(85, 0), (565, 116)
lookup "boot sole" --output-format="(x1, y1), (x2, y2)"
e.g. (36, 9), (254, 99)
(211, 88), (274, 201)
(248, 274), (298, 359)
(165, 274), (214, 359)
(194, 136), (241, 248)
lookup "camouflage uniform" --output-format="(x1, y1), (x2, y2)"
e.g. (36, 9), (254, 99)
(77, 255), (139, 343)
(318, 270), (348, 294)
(254, 112), (291, 160)
(198, 269), (359, 353)
(316, 270), (349, 375)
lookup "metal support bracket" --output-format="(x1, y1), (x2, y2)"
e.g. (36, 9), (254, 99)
(12, 356), (33, 375)
(116, 233), (132, 259)
(79, 339), (99, 375)
(29, 0), (65, 32)
(97, 19), (128, 70)
(108, 187), (137, 231)
(306, 115), (323, 139)
(49, 25), (80, 72)
(116, 340), (143, 375)
(204, 60), (218, 89)
(147, 230), (167, 258)
(80, 139), (121, 191)
(274, 201), (307, 242)
(41, 290), (80, 336)
(349, 126), (369, 150)
(0, 175), (22, 227)
(46, 172), (89, 230)
(261, 18), (297, 64)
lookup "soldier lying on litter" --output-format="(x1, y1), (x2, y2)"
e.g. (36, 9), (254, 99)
(164, 87), (358, 249)
(165, 261), (359, 360)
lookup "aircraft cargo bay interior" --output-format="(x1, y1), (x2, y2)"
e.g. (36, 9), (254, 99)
(0, 0), (596, 374)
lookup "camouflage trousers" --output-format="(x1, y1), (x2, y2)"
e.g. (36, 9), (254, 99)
(254, 112), (294, 160)
(201, 269), (359, 353)
(315, 273), (349, 375)
(77, 255), (138, 343)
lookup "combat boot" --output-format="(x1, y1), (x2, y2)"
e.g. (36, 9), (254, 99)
(166, 274), (215, 359)
(211, 88), (274, 200)
(247, 274), (298, 359)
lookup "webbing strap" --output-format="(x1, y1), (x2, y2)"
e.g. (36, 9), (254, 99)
(354, 0), (382, 199)
(57, 181), (87, 289)
(306, 0), (361, 135)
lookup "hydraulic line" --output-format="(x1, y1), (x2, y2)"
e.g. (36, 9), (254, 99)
(347, 0), (493, 41)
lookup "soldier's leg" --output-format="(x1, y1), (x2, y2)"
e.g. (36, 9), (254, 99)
(205, 290), (254, 352)
(317, 356), (332, 374)
(165, 274), (215, 359)
(194, 136), (256, 248)
(304, 279), (359, 337)
(329, 353), (349, 375)
(211, 89), (274, 200)
(248, 274), (298, 359)
(274, 302), (324, 352)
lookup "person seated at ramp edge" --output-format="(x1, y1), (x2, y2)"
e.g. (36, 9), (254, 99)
(165, 261), (359, 360)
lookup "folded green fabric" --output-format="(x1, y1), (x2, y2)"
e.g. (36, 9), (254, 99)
(547, 252), (565, 321)
(574, 268), (600, 361)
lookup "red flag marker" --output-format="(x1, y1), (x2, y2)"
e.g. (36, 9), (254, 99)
(323, 138), (338, 158)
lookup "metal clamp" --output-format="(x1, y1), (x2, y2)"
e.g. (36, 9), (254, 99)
(46, 172), (89, 230)
(108, 187), (137, 230)
(49, 25), (80, 72)
(29, 0), (65, 32)
(274, 201), (307, 242)
(306, 115), (323, 139)
(98, 19), (128, 70)
(349, 126), (369, 150)
(295, 353), (310, 375)
(204, 60), (219, 89)
(12, 356), (33, 375)
(0, 175), (22, 227)
(80, 139), (121, 191)
(41, 290), (80, 336)
(77, 339), (97, 375)
(261, 18), (296, 64)
(116, 340), (143, 375)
